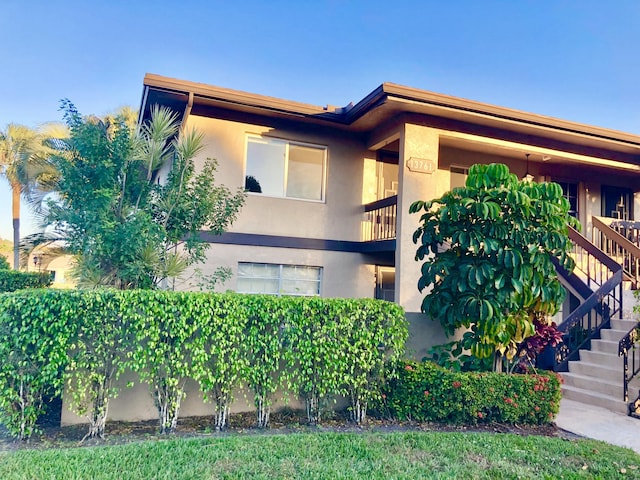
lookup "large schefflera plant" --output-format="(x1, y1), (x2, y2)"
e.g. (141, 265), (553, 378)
(410, 163), (578, 372)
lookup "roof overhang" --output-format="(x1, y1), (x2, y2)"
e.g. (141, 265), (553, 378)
(139, 73), (640, 165)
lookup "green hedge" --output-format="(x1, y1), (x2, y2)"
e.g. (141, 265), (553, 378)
(0, 270), (52, 292)
(375, 360), (561, 425)
(0, 289), (77, 439)
(0, 290), (407, 439)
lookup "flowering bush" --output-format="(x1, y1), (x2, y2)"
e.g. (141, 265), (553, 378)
(373, 360), (561, 425)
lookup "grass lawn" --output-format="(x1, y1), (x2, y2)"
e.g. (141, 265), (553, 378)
(0, 431), (639, 479)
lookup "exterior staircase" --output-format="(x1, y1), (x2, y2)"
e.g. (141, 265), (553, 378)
(562, 317), (638, 414)
(552, 219), (640, 416)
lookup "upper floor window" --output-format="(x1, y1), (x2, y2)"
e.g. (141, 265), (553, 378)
(245, 136), (326, 201)
(555, 180), (578, 218)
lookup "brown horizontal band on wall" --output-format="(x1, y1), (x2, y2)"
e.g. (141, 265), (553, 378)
(198, 231), (395, 253)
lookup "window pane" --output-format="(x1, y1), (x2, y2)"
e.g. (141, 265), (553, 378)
(246, 137), (285, 196)
(237, 278), (279, 294)
(238, 262), (279, 279)
(237, 263), (279, 294)
(286, 144), (324, 200)
(281, 265), (321, 296)
(238, 263), (321, 296)
(556, 181), (578, 218)
(281, 279), (319, 296)
(282, 265), (319, 281)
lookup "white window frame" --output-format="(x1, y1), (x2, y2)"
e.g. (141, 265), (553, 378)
(236, 262), (323, 297)
(244, 134), (328, 202)
(450, 165), (470, 190)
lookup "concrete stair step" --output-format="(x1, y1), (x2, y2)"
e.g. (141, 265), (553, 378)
(562, 384), (628, 415)
(601, 329), (629, 342)
(590, 339), (619, 355)
(562, 371), (623, 397)
(578, 350), (624, 369)
(568, 360), (619, 379)
(611, 319), (638, 332)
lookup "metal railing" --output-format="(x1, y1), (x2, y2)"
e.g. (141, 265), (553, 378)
(590, 216), (640, 412)
(592, 216), (640, 288)
(619, 325), (640, 412)
(363, 195), (397, 242)
(553, 226), (623, 372)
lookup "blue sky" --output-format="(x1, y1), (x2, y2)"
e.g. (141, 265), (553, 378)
(1, 0), (639, 240)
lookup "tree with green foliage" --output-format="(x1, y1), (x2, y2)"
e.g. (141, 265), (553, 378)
(410, 163), (577, 372)
(0, 123), (65, 269)
(41, 101), (245, 289)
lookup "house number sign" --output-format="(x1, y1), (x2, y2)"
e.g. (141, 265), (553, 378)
(406, 157), (436, 174)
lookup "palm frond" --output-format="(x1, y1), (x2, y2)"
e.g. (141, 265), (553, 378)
(173, 128), (205, 162)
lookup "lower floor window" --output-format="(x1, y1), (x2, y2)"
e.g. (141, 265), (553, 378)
(237, 262), (322, 296)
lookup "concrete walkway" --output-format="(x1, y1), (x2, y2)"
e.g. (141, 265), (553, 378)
(556, 398), (640, 453)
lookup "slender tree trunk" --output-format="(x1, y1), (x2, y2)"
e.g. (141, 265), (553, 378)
(11, 182), (20, 270)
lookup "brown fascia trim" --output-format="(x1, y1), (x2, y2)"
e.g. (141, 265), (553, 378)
(380, 83), (640, 149)
(142, 73), (640, 150)
(143, 73), (343, 123)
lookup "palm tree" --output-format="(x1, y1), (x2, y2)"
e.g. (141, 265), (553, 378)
(0, 123), (64, 269)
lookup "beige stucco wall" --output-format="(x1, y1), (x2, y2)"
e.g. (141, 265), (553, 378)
(176, 243), (376, 298)
(61, 372), (307, 425)
(185, 115), (372, 242)
(396, 124), (440, 314)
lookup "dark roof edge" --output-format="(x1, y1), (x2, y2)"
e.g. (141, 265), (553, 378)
(141, 74), (640, 148)
(381, 83), (640, 147)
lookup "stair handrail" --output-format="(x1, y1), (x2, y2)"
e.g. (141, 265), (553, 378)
(592, 216), (640, 287)
(593, 217), (640, 413)
(553, 226), (623, 371)
(618, 322), (640, 407)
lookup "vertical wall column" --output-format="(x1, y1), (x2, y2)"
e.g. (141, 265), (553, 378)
(395, 124), (440, 313)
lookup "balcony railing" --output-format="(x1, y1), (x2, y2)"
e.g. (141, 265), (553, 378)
(362, 195), (397, 242)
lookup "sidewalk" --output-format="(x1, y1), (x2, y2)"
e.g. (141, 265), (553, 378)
(556, 398), (640, 453)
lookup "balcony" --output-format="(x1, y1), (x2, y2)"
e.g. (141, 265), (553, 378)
(363, 195), (397, 242)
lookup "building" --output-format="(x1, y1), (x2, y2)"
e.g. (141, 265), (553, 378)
(137, 74), (640, 417)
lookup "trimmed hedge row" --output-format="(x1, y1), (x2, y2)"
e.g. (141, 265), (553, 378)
(0, 269), (52, 292)
(0, 289), (407, 439)
(375, 360), (561, 425)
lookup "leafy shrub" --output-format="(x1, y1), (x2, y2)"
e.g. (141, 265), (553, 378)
(375, 360), (561, 425)
(0, 269), (52, 292)
(65, 290), (131, 440)
(331, 299), (407, 424)
(283, 297), (407, 425)
(241, 295), (289, 428)
(195, 294), (248, 431)
(411, 163), (577, 369)
(128, 291), (207, 434)
(0, 290), (408, 437)
(0, 290), (76, 439)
